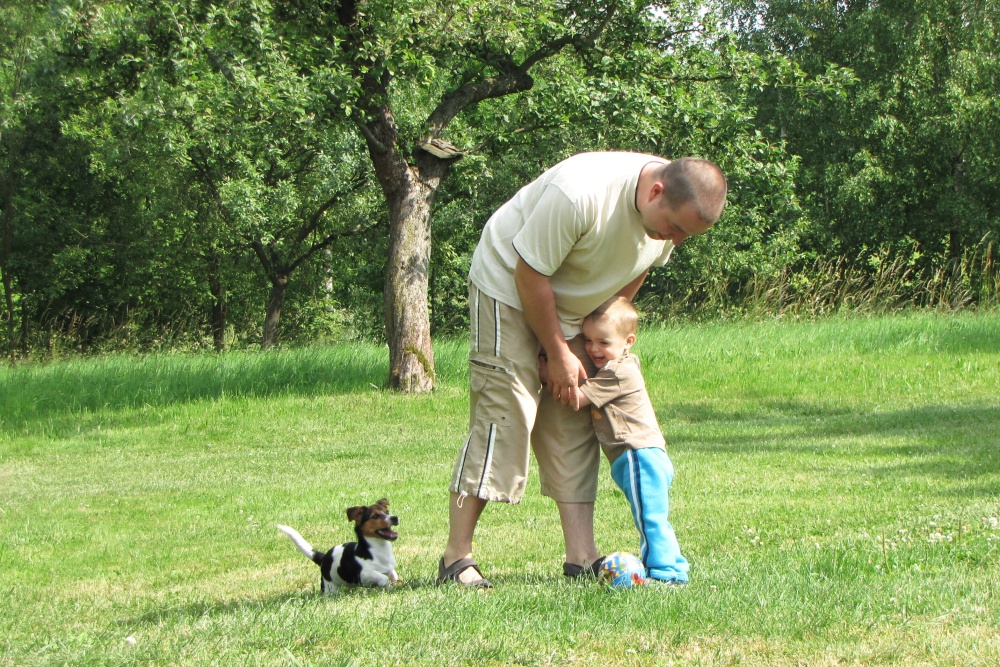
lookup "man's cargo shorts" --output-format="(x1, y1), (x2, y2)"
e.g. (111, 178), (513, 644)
(449, 283), (600, 504)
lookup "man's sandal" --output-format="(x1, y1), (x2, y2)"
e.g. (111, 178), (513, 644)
(437, 557), (493, 589)
(563, 556), (606, 579)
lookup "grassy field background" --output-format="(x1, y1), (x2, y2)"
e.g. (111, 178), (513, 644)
(1, 312), (998, 666)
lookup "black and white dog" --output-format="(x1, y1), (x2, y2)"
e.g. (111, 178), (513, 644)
(277, 498), (400, 595)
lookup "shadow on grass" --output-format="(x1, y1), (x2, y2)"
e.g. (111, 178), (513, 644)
(122, 581), (444, 629)
(125, 591), (312, 628)
(0, 343), (470, 436)
(674, 402), (1000, 494)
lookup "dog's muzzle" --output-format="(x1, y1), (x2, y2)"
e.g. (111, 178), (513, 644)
(376, 516), (399, 540)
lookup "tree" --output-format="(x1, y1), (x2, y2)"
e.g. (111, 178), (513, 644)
(0, 1), (50, 355)
(5, 0), (851, 357)
(724, 0), (1000, 265)
(282, 0), (802, 391)
(332, 1), (626, 391)
(63, 0), (376, 349)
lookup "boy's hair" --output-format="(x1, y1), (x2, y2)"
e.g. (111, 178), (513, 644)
(585, 296), (639, 337)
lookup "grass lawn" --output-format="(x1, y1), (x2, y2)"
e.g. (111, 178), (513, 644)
(1, 312), (998, 666)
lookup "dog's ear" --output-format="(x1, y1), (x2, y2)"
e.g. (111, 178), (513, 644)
(375, 498), (390, 511)
(346, 506), (366, 523)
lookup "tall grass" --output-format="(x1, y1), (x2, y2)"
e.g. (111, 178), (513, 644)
(739, 239), (998, 318)
(641, 238), (999, 323)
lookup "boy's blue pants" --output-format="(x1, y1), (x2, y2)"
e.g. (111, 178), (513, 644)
(610, 448), (690, 583)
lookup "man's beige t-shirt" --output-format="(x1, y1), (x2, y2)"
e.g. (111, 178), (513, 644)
(579, 354), (666, 464)
(469, 152), (674, 338)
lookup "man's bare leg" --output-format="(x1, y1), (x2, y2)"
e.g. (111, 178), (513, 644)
(442, 492), (488, 584)
(557, 501), (600, 567)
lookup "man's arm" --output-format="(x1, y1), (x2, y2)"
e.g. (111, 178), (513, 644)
(617, 270), (648, 301)
(515, 257), (588, 410)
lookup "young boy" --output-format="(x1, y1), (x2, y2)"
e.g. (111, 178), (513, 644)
(555, 296), (690, 584)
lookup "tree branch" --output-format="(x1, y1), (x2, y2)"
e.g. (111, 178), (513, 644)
(248, 238), (276, 278)
(356, 116), (390, 155)
(465, 123), (564, 155)
(292, 169), (368, 246)
(426, 2), (620, 136)
(289, 218), (383, 274)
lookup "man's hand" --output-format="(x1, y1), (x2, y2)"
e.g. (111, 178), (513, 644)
(514, 257), (588, 410)
(544, 343), (588, 410)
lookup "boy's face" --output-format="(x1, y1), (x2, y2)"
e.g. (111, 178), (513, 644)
(582, 317), (636, 368)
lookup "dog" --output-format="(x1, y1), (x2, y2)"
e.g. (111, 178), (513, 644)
(277, 498), (400, 595)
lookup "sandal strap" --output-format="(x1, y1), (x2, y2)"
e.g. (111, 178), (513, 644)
(563, 556), (606, 578)
(437, 557), (493, 588)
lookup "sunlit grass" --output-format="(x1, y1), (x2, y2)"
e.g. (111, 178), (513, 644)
(1, 312), (998, 666)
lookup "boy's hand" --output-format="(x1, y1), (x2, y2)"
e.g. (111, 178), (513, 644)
(537, 351), (550, 387)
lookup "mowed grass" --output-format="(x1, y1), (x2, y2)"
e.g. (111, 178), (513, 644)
(1, 312), (998, 666)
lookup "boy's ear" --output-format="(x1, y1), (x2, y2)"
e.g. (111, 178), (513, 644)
(625, 333), (637, 350)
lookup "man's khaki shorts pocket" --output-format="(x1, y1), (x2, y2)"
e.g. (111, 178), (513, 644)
(469, 358), (517, 428)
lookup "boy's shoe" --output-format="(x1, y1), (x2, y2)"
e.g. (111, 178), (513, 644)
(563, 556), (606, 578)
(647, 577), (687, 588)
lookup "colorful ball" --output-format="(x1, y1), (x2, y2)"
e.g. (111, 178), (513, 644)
(598, 552), (648, 588)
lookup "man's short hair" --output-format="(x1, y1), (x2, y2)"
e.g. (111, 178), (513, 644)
(656, 158), (728, 224)
(585, 296), (639, 337)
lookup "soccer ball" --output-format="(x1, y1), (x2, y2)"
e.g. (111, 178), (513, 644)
(598, 552), (648, 588)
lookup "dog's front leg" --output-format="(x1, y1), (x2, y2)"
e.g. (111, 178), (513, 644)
(360, 570), (392, 589)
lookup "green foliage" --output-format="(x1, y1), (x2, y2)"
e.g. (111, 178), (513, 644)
(726, 0), (1000, 260)
(2, 0), (998, 355)
(58, 0), (380, 348)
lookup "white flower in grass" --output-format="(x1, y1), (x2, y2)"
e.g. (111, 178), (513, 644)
(927, 530), (951, 543)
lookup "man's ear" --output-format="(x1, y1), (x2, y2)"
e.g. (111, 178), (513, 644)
(648, 181), (665, 203)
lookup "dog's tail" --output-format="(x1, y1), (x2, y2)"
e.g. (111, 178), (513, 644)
(276, 525), (324, 565)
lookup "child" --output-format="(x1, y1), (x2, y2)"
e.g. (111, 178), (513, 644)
(574, 296), (689, 584)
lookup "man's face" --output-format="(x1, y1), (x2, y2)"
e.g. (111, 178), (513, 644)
(642, 200), (712, 246)
(641, 198), (712, 245)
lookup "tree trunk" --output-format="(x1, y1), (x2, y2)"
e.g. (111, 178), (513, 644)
(262, 274), (288, 349)
(210, 288), (227, 351)
(323, 246), (335, 311)
(19, 295), (29, 356)
(0, 268), (12, 356)
(367, 142), (452, 393)
(1, 174), (14, 356)
(207, 248), (227, 352)
(383, 165), (439, 392)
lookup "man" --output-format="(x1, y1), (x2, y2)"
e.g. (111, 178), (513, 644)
(436, 152), (727, 587)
